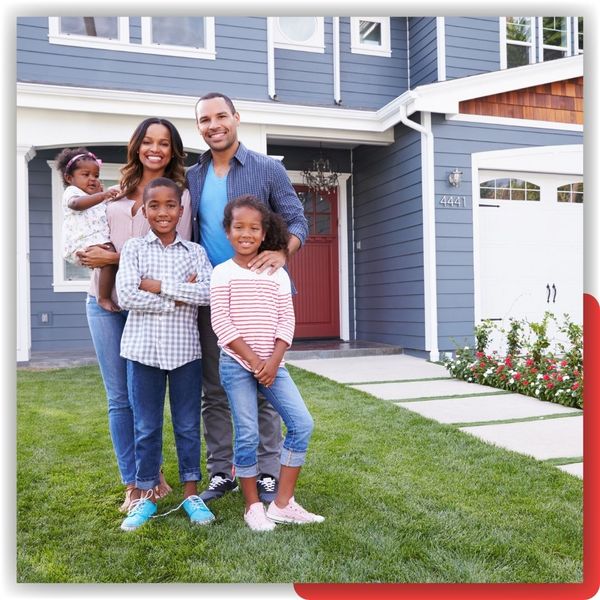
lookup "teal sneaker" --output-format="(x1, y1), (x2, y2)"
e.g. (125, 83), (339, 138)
(183, 495), (215, 525)
(120, 497), (157, 532)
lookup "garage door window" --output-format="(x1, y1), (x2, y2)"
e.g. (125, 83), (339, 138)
(557, 182), (584, 203)
(480, 178), (541, 201)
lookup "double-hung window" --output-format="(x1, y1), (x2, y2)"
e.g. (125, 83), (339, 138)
(501, 16), (582, 69)
(539, 17), (570, 62)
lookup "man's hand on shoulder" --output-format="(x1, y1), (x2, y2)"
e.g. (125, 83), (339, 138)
(248, 249), (286, 275)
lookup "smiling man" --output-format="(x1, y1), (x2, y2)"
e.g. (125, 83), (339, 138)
(186, 92), (308, 505)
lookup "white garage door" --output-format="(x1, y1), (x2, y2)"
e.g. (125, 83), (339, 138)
(478, 169), (583, 354)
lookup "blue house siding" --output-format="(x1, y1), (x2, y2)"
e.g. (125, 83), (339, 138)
(408, 17), (438, 88)
(352, 125), (425, 351)
(432, 114), (584, 352)
(17, 17), (270, 101)
(337, 17), (409, 109)
(444, 17), (500, 79)
(273, 19), (334, 106)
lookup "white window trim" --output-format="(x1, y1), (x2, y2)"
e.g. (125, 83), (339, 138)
(49, 160), (123, 293)
(271, 17), (325, 53)
(538, 16), (570, 63)
(48, 17), (131, 52)
(350, 17), (391, 57)
(139, 17), (216, 59)
(500, 16), (536, 70)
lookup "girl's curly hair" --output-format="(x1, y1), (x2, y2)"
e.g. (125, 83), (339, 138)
(223, 195), (290, 255)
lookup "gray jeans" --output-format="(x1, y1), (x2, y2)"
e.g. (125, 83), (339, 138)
(198, 305), (283, 479)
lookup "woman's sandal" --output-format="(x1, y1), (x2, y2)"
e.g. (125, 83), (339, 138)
(154, 468), (173, 499)
(119, 485), (136, 513)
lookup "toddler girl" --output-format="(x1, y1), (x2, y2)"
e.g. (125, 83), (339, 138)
(210, 195), (324, 531)
(55, 147), (121, 312)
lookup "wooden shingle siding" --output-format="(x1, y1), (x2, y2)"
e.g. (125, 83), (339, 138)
(408, 17), (438, 88)
(444, 17), (500, 79)
(352, 125), (426, 351)
(432, 114), (583, 351)
(459, 77), (584, 124)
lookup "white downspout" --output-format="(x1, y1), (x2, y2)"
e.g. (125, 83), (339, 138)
(333, 17), (342, 104)
(267, 17), (276, 100)
(398, 105), (440, 362)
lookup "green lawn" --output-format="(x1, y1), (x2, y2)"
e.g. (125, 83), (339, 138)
(17, 365), (583, 583)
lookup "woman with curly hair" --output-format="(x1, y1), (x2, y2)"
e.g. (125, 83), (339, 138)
(77, 118), (192, 512)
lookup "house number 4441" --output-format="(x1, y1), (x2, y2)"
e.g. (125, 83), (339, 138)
(439, 195), (466, 208)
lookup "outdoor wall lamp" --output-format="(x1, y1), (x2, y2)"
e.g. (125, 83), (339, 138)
(448, 168), (463, 187)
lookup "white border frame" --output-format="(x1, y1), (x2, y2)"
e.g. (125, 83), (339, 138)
(271, 17), (325, 53)
(139, 17), (216, 59)
(350, 17), (391, 57)
(49, 160), (123, 293)
(48, 17), (130, 51)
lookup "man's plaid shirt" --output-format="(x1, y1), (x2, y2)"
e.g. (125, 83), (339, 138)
(116, 230), (212, 370)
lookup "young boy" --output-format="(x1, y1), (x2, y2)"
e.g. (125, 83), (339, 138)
(116, 177), (214, 532)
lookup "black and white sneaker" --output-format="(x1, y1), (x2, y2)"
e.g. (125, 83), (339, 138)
(257, 475), (278, 503)
(199, 473), (238, 503)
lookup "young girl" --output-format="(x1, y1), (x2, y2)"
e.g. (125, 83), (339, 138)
(210, 195), (324, 531)
(56, 148), (121, 312)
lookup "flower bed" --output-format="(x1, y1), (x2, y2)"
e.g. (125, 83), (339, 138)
(442, 313), (583, 409)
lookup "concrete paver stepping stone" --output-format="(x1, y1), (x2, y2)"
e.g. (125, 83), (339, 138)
(352, 378), (499, 401)
(557, 463), (583, 478)
(393, 393), (581, 424)
(460, 416), (583, 460)
(288, 354), (449, 383)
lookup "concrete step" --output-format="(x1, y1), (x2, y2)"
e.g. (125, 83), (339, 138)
(286, 340), (402, 360)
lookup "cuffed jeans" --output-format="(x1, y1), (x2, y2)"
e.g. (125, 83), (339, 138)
(128, 359), (202, 490)
(86, 295), (136, 485)
(219, 353), (314, 478)
(198, 305), (282, 479)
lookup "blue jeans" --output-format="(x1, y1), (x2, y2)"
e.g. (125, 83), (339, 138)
(219, 353), (314, 478)
(86, 295), (136, 485)
(128, 359), (202, 490)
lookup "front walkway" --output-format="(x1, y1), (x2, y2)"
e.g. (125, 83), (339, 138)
(287, 354), (583, 479)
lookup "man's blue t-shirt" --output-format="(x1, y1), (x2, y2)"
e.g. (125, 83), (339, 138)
(198, 163), (234, 267)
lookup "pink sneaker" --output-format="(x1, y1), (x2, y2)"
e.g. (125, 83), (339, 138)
(244, 502), (277, 531)
(266, 497), (325, 524)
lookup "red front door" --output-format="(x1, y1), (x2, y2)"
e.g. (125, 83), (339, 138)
(287, 186), (340, 339)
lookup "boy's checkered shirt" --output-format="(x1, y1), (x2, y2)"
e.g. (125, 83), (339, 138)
(116, 230), (212, 370)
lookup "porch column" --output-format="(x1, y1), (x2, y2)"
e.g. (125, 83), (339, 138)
(17, 145), (35, 363)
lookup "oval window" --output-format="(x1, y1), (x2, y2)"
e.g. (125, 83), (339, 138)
(278, 17), (317, 43)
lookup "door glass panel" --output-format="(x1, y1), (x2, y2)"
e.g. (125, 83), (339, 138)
(315, 194), (331, 213)
(315, 214), (331, 234)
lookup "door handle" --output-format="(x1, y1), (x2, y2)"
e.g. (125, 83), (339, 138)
(546, 284), (551, 303)
(552, 284), (557, 303)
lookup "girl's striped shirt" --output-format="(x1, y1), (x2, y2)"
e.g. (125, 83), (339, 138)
(210, 259), (295, 372)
